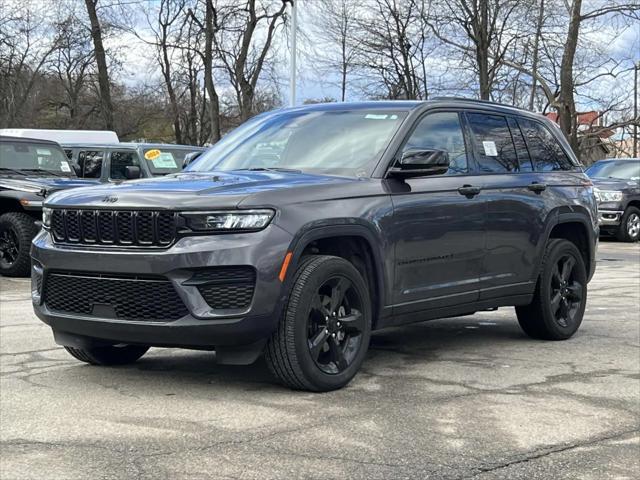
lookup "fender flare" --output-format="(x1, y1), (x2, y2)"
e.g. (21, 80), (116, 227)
(284, 219), (388, 321)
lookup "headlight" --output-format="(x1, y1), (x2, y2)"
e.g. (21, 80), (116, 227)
(42, 207), (53, 228)
(181, 209), (274, 232)
(594, 189), (623, 202)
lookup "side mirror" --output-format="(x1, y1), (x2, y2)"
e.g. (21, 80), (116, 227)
(125, 165), (141, 179)
(183, 151), (202, 169)
(389, 148), (450, 178)
(71, 164), (82, 177)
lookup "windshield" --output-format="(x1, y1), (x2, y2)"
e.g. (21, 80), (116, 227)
(143, 147), (201, 175)
(586, 160), (640, 181)
(187, 109), (408, 177)
(0, 141), (74, 176)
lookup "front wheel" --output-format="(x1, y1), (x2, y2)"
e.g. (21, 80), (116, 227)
(516, 239), (587, 340)
(616, 207), (640, 242)
(64, 345), (149, 366)
(265, 255), (372, 392)
(0, 212), (39, 277)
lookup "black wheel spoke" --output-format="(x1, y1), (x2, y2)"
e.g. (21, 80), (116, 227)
(550, 291), (562, 315)
(329, 277), (351, 313)
(308, 327), (330, 361)
(311, 294), (329, 318)
(566, 282), (583, 302)
(339, 309), (364, 333)
(327, 336), (348, 371)
(560, 256), (575, 282)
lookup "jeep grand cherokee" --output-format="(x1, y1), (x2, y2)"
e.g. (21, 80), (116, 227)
(31, 99), (597, 391)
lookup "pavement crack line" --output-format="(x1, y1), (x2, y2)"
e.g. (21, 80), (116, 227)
(459, 428), (640, 479)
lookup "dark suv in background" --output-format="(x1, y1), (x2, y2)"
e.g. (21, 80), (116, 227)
(32, 99), (597, 391)
(586, 158), (640, 242)
(0, 136), (96, 276)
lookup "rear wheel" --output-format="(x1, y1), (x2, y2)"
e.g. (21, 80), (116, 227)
(64, 345), (149, 366)
(0, 212), (38, 277)
(265, 255), (372, 392)
(616, 207), (640, 242)
(516, 239), (587, 340)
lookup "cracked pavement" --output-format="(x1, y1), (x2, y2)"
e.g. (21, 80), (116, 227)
(1, 240), (638, 479)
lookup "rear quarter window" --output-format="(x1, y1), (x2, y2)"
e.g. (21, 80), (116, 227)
(517, 118), (574, 171)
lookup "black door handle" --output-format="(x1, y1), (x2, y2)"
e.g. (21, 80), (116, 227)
(458, 185), (481, 197)
(528, 182), (547, 193)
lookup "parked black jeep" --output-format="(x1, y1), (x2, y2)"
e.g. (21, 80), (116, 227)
(32, 99), (598, 391)
(585, 158), (640, 242)
(0, 136), (97, 276)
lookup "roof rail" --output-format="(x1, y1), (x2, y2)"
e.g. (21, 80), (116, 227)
(429, 96), (524, 109)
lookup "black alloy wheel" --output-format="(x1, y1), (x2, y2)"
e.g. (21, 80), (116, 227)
(549, 253), (584, 329)
(307, 276), (366, 375)
(265, 255), (372, 391)
(516, 238), (587, 340)
(0, 228), (19, 268)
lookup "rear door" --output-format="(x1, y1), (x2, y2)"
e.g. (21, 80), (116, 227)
(387, 110), (485, 315)
(464, 112), (556, 299)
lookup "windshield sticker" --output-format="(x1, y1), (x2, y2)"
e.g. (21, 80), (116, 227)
(36, 148), (52, 155)
(60, 161), (71, 172)
(482, 141), (498, 157)
(152, 152), (177, 169)
(144, 149), (161, 161)
(365, 114), (389, 120)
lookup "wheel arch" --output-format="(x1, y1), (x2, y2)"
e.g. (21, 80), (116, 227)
(285, 220), (387, 328)
(542, 208), (596, 281)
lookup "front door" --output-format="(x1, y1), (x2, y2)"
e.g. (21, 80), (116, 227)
(386, 111), (485, 316)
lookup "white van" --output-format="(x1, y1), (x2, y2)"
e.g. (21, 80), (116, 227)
(0, 129), (119, 144)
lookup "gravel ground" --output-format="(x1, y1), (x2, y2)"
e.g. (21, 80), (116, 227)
(1, 240), (638, 480)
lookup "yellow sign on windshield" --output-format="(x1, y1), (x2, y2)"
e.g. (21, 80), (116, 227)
(144, 149), (161, 160)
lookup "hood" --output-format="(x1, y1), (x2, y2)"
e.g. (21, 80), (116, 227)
(0, 176), (99, 196)
(45, 171), (359, 209)
(591, 177), (639, 193)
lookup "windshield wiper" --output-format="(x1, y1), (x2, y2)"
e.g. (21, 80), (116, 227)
(238, 167), (303, 174)
(19, 168), (66, 177)
(0, 167), (27, 175)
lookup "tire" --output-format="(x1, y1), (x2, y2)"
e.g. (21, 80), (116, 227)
(616, 207), (640, 242)
(64, 345), (149, 366)
(516, 239), (587, 340)
(0, 212), (39, 277)
(265, 255), (372, 392)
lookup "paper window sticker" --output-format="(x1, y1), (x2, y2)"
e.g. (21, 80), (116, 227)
(60, 161), (71, 172)
(482, 141), (498, 156)
(152, 152), (178, 169)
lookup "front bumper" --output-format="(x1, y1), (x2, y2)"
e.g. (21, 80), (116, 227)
(598, 210), (623, 227)
(31, 225), (293, 359)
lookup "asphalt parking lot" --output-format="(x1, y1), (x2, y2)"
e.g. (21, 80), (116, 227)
(0, 240), (638, 480)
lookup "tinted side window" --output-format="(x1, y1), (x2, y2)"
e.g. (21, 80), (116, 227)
(77, 150), (104, 178)
(110, 151), (140, 179)
(508, 117), (533, 172)
(517, 118), (574, 171)
(466, 113), (518, 173)
(64, 149), (73, 160)
(403, 112), (468, 175)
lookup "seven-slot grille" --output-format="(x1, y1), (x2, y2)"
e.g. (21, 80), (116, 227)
(51, 209), (177, 247)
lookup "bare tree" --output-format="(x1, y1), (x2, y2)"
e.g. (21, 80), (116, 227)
(214, 0), (288, 121)
(84, 0), (114, 129)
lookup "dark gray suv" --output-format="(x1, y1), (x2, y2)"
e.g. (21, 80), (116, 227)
(31, 99), (598, 391)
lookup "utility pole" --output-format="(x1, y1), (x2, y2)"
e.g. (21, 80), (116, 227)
(289, 1), (297, 108)
(634, 60), (638, 158)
